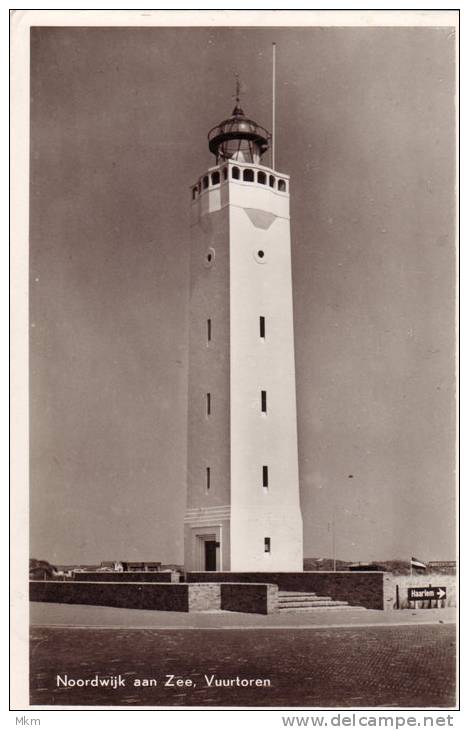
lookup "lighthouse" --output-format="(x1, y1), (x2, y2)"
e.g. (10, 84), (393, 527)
(184, 86), (303, 572)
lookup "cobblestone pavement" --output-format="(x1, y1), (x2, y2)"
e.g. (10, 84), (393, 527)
(30, 624), (456, 708)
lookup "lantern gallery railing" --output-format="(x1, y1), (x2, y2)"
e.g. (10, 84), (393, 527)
(191, 163), (289, 201)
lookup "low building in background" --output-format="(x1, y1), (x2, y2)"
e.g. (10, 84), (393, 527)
(121, 561), (162, 572)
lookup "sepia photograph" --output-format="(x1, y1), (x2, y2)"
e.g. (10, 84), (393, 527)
(11, 9), (458, 711)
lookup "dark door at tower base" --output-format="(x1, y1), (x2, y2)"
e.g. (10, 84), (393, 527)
(204, 541), (218, 571)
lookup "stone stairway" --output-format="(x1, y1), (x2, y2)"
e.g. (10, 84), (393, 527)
(278, 590), (364, 612)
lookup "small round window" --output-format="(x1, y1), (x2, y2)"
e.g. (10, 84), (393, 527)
(254, 249), (266, 264)
(204, 247), (216, 268)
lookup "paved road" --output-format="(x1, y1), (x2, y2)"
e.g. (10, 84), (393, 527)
(30, 624), (456, 708)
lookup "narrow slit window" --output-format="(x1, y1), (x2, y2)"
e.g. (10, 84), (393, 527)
(262, 465), (269, 488)
(207, 318), (212, 342)
(206, 467), (211, 491)
(259, 316), (265, 339)
(264, 537), (271, 553)
(206, 392), (211, 416)
(261, 390), (267, 413)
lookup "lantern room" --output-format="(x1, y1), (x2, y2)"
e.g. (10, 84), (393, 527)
(208, 96), (270, 165)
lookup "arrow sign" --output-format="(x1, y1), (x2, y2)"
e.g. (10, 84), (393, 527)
(408, 586), (447, 601)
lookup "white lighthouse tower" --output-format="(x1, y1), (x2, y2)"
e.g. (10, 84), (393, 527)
(184, 86), (303, 572)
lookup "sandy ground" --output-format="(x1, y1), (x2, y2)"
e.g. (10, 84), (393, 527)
(30, 600), (457, 629)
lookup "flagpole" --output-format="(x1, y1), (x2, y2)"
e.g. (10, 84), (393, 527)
(272, 42), (276, 171)
(332, 511), (336, 572)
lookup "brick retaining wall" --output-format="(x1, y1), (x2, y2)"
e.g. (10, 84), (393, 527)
(72, 571), (178, 583)
(30, 580), (278, 613)
(220, 583), (278, 614)
(188, 583), (221, 611)
(30, 580), (190, 610)
(31, 581), (226, 612)
(186, 572), (384, 610)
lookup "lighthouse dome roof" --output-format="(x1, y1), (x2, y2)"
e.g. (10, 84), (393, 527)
(208, 103), (270, 161)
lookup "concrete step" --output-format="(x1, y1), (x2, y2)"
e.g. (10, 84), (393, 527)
(278, 591), (319, 597)
(279, 599), (350, 609)
(278, 594), (331, 602)
(277, 589), (361, 612)
(279, 605), (366, 612)
(279, 599), (349, 604)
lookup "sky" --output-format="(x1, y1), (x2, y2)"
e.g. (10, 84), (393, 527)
(29, 24), (456, 565)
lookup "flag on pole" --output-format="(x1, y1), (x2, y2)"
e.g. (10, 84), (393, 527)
(411, 556), (427, 571)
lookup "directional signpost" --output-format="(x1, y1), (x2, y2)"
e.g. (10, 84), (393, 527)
(408, 586), (447, 603)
